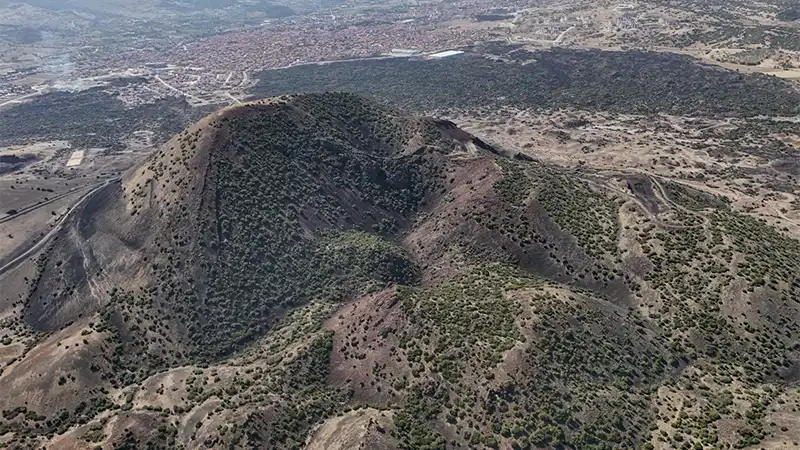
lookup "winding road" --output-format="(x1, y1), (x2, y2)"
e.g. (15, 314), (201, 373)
(154, 75), (206, 105)
(0, 178), (119, 279)
(587, 168), (708, 229)
(554, 26), (576, 44)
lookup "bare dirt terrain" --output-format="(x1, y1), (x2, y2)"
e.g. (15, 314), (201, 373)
(0, 131), (154, 265)
(453, 108), (800, 239)
(507, 0), (800, 77)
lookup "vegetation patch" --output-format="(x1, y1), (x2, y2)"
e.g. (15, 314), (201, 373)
(252, 49), (800, 117)
(398, 264), (532, 380)
(316, 231), (420, 300)
(493, 159), (532, 207)
(536, 170), (620, 260)
(662, 180), (731, 211)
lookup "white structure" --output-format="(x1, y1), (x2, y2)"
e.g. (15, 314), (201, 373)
(66, 150), (85, 167)
(391, 49), (421, 55)
(427, 50), (465, 59)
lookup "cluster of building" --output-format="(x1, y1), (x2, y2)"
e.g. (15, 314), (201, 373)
(93, 16), (500, 107)
(104, 20), (495, 75)
(1, 0), (524, 108)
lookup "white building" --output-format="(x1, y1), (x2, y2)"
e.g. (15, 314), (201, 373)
(427, 50), (465, 59)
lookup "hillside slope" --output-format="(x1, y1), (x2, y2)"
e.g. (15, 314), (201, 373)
(0, 93), (798, 450)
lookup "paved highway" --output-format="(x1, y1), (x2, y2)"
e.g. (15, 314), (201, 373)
(0, 178), (119, 279)
(0, 183), (97, 225)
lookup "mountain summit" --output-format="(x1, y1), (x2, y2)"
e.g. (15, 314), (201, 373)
(1, 93), (798, 449)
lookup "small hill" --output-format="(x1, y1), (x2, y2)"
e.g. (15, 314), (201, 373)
(0, 92), (799, 450)
(18, 92), (471, 370)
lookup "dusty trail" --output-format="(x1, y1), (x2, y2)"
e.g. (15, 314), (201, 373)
(583, 172), (704, 230)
